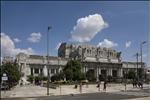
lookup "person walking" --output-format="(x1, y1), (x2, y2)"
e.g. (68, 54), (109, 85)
(97, 81), (101, 91)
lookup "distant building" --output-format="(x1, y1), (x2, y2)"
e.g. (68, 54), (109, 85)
(16, 53), (67, 79)
(16, 43), (145, 82)
(2, 56), (14, 64)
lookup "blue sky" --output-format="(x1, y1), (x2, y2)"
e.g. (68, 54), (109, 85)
(1, 1), (150, 65)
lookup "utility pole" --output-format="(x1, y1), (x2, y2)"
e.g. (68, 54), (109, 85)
(140, 41), (146, 81)
(47, 26), (52, 95)
(58, 57), (62, 95)
(125, 62), (128, 91)
(136, 53), (139, 82)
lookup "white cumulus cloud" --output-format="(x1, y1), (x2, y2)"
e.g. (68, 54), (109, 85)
(70, 13), (108, 42)
(1, 32), (35, 57)
(97, 39), (118, 48)
(13, 38), (21, 43)
(55, 42), (62, 50)
(125, 41), (131, 48)
(27, 32), (41, 43)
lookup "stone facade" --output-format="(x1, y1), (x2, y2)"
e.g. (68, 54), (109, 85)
(15, 43), (145, 82)
(16, 53), (68, 79)
(58, 43), (121, 63)
(58, 43), (123, 81)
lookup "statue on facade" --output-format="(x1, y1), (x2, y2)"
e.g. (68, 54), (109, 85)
(117, 52), (122, 62)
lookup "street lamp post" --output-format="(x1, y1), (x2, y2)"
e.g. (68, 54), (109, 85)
(58, 57), (62, 95)
(136, 53), (139, 82)
(125, 62), (128, 91)
(47, 26), (52, 95)
(140, 41), (146, 81)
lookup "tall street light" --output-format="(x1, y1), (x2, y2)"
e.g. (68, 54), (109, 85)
(125, 62), (128, 91)
(135, 53), (139, 81)
(140, 41), (146, 81)
(47, 26), (52, 95)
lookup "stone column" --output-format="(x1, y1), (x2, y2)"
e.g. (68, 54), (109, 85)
(99, 67), (101, 75)
(22, 63), (26, 77)
(39, 68), (41, 75)
(33, 68), (35, 76)
(32, 68), (35, 84)
(54, 69), (56, 74)
(119, 68), (123, 77)
(81, 64), (84, 73)
(43, 65), (48, 77)
(26, 65), (31, 76)
(49, 69), (51, 82)
(49, 68), (51, 75)
(108, 68), (112, 76)
(96, 67), (99, 81)
(86, 67), (88, 73)
(59, 66), (62, 73)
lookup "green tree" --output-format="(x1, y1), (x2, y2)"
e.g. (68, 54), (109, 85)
(127, 70), (136, 79)
(50, 71), (65, 82)
(63, 60), (85, 81)
(27, 75), (34, 83)
(0, 63), (20, 87)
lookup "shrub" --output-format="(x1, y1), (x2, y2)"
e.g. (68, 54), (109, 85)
(27, 75), (34, 83)
(42, 76), (48, 81)
(127, 70), (136, 79)
(62, 80), (74, 85)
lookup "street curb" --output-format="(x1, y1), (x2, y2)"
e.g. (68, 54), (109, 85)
(1, 92), (112, 99)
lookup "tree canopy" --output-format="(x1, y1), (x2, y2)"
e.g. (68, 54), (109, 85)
(63, 60), (85, 81)
(0, 63), (20, 85)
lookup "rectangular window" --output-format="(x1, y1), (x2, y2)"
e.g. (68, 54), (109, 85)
(101, 70), (107, 77)
(112, 70), (117, 77)
(51, 69), (55, 74)
(31, 68), (33, 75)
(34, 68), (39, 74)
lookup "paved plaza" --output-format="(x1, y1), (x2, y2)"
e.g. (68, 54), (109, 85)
(1, 83), (150, 99)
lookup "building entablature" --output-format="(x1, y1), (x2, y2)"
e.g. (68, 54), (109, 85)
(122, 61), (145, 69)
(16, 53), (68, 66)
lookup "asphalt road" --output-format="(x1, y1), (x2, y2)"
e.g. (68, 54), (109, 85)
(1, 92), (146, 100)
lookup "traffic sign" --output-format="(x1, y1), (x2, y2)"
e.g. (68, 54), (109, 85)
(2, 76), (8, 81)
